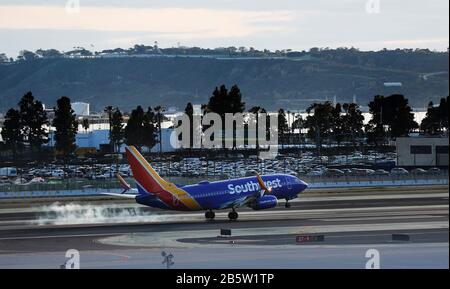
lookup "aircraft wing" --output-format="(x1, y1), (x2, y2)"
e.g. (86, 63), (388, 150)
(224, 172), (272, 208)
(223, 192), (259, 209)
(222, 172), (272, 209)
(100, 192), (137, 199)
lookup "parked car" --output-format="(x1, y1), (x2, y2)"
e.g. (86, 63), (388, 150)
(351, 168), (375, 176)
(373, 169), (389, 176)
(390, 167), (409, 176)
(27, 177), (45, 184)
(306, 170), (324, 177)
(91, 173), (111, 180)
(411, 168), (427, 175)
(427, 168), (441, 174)
(0, 179), (11, 185)
(324, 169), (345, 177)
(39, 169), (53, 177)
(51, 169), (65, 178)
(341, 168), (353, 175)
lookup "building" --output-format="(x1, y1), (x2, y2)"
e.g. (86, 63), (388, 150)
(72, 102), (90, 116)
(76, 129), (109, 149)
(396, 137), (449, 167)
(48, 128), (177, 153)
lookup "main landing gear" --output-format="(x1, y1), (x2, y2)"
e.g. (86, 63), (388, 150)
(205, 210), (215, 220)
(204, 210), (239, 221)
(228, 210), (238, 221)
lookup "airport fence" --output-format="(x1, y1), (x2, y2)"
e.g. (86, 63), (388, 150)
(300, 172), (449, 185)
(0, 172), (448, 199)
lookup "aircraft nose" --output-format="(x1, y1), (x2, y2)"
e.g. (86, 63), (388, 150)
(298, 179), (308, 191)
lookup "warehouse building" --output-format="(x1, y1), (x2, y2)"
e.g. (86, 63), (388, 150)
(396, 137), (449, 167)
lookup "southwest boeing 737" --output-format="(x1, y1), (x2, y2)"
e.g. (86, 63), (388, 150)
(106, 146), (308, 220)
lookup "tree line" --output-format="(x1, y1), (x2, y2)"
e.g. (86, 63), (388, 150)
(1, 93), (79, 158)
(0, 94), (165, 158)
(1, 88), (448, 158)
(1, 46), (446, 67)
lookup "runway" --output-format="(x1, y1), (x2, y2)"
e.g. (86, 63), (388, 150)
(0, 186), (448, 268)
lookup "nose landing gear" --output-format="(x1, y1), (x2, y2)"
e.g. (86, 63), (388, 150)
(285, 200), (291, 208)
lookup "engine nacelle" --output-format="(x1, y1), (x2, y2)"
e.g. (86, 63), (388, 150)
(250, 195), (278, 210)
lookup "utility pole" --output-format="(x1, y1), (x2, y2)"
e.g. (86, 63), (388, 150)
(155, 106), (165, 157)
(316, 125), (321, 157)
(380, 100), (385, 146)
(104, 106), (114, 178)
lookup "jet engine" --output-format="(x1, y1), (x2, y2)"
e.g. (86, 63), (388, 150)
(249, 195), (278, 210)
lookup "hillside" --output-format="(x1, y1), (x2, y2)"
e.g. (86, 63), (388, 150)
(0, 50), (448, 112)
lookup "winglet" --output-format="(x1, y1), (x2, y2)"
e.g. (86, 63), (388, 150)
(117, 173), (131, 193)
(255, 172), (272, 194)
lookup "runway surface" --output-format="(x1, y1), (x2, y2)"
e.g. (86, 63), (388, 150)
(0, 186), (448, 268)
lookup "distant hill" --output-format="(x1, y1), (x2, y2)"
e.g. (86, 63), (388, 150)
(0, 49), (448, 113)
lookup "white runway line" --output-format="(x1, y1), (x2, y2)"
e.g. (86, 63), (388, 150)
(237, 205), (449, 215)
(291, 193), (449, 203)
(316, 215), (440, 222)
(0, 233), (121, 241)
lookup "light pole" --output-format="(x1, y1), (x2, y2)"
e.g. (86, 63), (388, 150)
(161, 251), (174, 269)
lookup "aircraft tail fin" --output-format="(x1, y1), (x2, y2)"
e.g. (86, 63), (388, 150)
(125, 146), (167, 195)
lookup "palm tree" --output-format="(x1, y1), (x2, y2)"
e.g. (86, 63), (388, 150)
(82, 118), (89, 133)
(104, 106), (114, 146)
(154, 106), (165, 155)
(249, 106), (265, 152)
(104, 106), (114, 177)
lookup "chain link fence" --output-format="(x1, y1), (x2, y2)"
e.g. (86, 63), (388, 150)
(0, 171), (447, 197)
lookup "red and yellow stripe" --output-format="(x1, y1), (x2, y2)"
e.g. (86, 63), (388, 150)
(126, 146), (202, 211)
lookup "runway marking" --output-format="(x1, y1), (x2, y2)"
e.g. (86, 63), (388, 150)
(328, 231), (448, 239)
(1, 217), (448, 243)
(97, 221), (449, 249)
(91, 252), (131, 259)
(0, 233), (121, 241)
(259, 230), (448, 242)
(291, 193), (449, 203)
(316, 215), (441, 222)
(237, 205), (449, 215)
(0, 204), (447, 231)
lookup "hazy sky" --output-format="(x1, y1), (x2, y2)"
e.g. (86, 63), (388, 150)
(0, 0), (448, 57)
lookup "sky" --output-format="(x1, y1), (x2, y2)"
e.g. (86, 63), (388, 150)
(0, 0), (448, 57)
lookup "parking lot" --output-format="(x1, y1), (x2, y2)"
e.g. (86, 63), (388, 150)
(0, 151), (448, 193)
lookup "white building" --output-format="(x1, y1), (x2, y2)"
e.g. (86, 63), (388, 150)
(72, 102), (90, 116)
(396, 137), (449, 167)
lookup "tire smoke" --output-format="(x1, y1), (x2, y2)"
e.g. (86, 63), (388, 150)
(34, 202), (161, 225)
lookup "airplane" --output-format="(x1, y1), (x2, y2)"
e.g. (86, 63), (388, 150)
(104, 145), (308, 220)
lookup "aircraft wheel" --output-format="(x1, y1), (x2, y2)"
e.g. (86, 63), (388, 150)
(228, 211), (238, 221)
(205, 211), (215, 220)
(285, 201), (291, 208)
